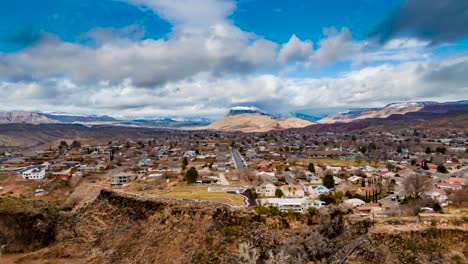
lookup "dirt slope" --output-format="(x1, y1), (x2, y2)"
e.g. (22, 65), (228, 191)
(1, 191), (467, 264)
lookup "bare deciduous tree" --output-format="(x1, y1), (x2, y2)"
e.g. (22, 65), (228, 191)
(403, 174), (433, 199)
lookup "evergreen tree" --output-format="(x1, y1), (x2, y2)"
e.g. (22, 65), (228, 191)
(425, 147), (432, 154)
(435, 147), (446, 154)
(59, 141), (68, 151)
(308, 163), (315, 173)
(70, 140), (81, 149)
(437, 165), (448, 173)
(323, 174), (335, 189)
(275, 189), (283, 198)
(185, 167), (198, 184)
(181, 157), (189, 170)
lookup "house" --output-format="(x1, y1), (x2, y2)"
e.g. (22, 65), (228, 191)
(333, 176), (343, 185)
(399, 168), (415, 177)
(245, 149), (257, 159)
(216, 153), (230, 162)
(138, 159), (152, 167)
(96, 163), (109, 171)
(425, 189), (448, 203)
(17, 165), (47, 180)
(50, 168), (72, 180)
(356, 203), (383, 214)
(307, 185), (329, 197)
(183, 151), (197, 160)
(437, 182), (462, 191)
(255, 182), (277, 197)
(361, 166), (377, 172)
(212, 162), (229, 170)
(447, 177), (466, 186)
(80, 164), (96, 172)
(344, 198), (366, 207)
(196, 176), (219, 184)
(111, 173), (136, 185)
(326, 166), (341, 174)
(348, 176), (362, 184)
(305, 172), (322, 184)
(256, 171), (277, 181)
(281, 184), (305, 198)
(259, 198), (325, 212)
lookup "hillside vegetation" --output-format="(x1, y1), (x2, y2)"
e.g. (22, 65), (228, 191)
(0, 190), (466, 264)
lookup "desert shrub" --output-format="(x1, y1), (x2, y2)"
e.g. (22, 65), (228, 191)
(308, 207), (317, 217)
(432, 203), (442, 213)
(319, 192), (344, 204)
(223, 226), (239, 237)
(278, 229), (330, 262)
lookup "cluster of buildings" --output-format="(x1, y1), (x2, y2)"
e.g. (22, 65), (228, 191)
(0, 128), (466, 215)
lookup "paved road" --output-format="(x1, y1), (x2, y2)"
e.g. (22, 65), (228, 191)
(231, 148), (246, 173)
(218, 173), (230, 185)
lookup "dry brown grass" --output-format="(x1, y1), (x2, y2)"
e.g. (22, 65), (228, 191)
(159, 185), (245, 206)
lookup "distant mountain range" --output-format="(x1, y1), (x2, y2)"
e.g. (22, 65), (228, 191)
(43, 112), (118, 123)
(318, 100), (468, 124)
(0, 111), (212, 128)
(0, 112), (117, 124)
(0, 112), (57, 124)
(0, 100), (466, 131)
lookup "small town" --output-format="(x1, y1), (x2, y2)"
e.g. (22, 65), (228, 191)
(1, 0), (467, 263)
(1, 128), (466, 217)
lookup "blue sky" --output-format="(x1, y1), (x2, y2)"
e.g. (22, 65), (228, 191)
(1, 0), (403, 51)
(233, 0), (403, 42)
(0, 0), (466, 118)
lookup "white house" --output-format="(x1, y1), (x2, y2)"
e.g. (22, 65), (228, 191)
(183, 151), (197, 160)
(333, 176), (343, 185)
(255, 182), (277, 197)
(260, 198), (325, 212)
(425, 189), (448, 203)
(256, 171), (277, 181)
(18, 165), (47, 180)
(348, 176), (362, 184)
(344, 198), (366, 207)
(362, 166), (377, 172)
(245, 149), (257, 159)
(326, 166), (341, 174)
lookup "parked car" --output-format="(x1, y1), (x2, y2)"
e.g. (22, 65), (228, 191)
(35, 189), (45, 196)
(419, 207), (434, 213)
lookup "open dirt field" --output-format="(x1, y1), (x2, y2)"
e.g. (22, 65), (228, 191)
(159, 185), (245, 206)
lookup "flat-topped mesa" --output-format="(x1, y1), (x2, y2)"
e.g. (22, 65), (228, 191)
(227, 106), (268, 116)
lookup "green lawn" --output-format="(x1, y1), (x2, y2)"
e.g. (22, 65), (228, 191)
(159, 186), (245, 206)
